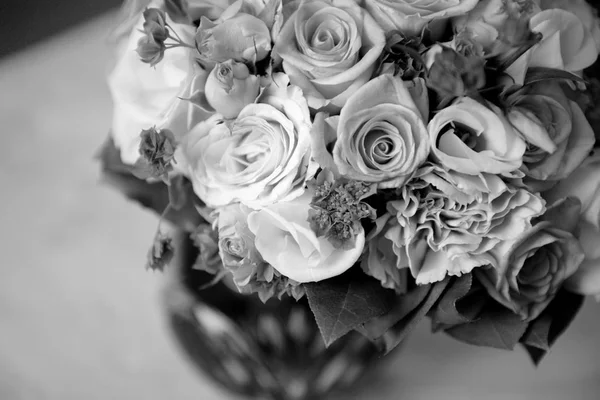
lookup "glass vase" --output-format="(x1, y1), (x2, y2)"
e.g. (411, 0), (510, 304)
(161, 232), (392, 400)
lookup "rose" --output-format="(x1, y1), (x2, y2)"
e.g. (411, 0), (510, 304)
(545, 153), (600, 298)
(273, 0), (385, 112)
(540, 0), (600, 52)
(363, 0), (479, 36)
(217, 203), (304, 301)
(453, 0), (539, 57)
(507, 9), (599, 84)
(362, 166), (545, 288)
(204, 60), (260, 119)
(184, 73), (313, 208)
(507, 82), (595, 183)
(428, 97), (526, 176)
(109, 6), (211, 168)
(195, 4), (271, 65)
(313, 74), (429, 188)
(476, 199), (584, 320)
(247, 192), (365, 283)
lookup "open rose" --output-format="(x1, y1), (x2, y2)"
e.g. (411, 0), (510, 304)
(108, 6), (208, 166)
(364, 0), (479, 36)
(217, 203), (304, 301)
(507, 9), (599, 84)
(248, 192), (365, 283)
(273, 0), (385, 112)
(507, 82), (595, 184)
(540, 0), (600, 52)
(314, 74), (429, 188)
(545, 153), (600, 299)
(476, 199), (584, 320)
(184, 73), (313, 208)
(428, 97), (526, 176)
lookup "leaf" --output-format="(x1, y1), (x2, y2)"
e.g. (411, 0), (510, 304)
(445, 302), (529, 350)
(374, 278), (450, 355)
(524, 67), (586, 87)
(520, 289), (585, 365)
(164, 0), (190, 24)
(97, 136), (205, 231)
(429, 274), (478, 329)
(358, 283), (431, 341)
(305, 272), (395, 347)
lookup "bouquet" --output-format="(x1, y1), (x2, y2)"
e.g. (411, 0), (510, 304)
(101, 0), (600, 383)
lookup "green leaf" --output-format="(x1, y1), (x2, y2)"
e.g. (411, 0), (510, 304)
(445, 302), (529, 350)
(524, 67), (586, 87)
(305, 271), (395, 347)
(429, 274), (479, 329)
(97, 136), (205, 231)
(520, 289), (585, 365)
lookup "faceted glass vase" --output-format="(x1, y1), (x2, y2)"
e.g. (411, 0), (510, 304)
(161, 233), (392, 400)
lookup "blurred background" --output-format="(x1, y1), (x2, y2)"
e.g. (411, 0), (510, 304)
(0, 1), (599, 399)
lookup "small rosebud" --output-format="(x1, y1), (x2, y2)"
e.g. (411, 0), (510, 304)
(195, 14), (271, 65)
(136, 36), (165, 67)
(138, 127), (176, 178)
(142, 8), (169, 43)
(204, 60), (260, 119)
(425, 45), (486, 101)
(146, 232), (174, 272)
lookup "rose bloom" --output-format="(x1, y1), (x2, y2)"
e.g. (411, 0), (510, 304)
(248, 192), (365, 283)
(195, 5), (271, 65)
(183, 73), (314, 208)
(217, 203), (304, 301)
(315, 74), (429, 188)
(428, 97), (526, 176)
(545, 153), (600, 299)
(507, 82), (595, 184)
(507, 9), (599, 84)
(363, 0), (479, 36)
(273, 0), (385, 112)
(204, 60), (260, 119)
(476, 198), (583, 320)
(540, 0), (600, 52)
(363, 166), (545, 287)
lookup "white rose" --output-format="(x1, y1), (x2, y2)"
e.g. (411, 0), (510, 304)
(184, 73), (314, 208)
(247, 192), (365, 283)
(540, 0), (600, 52)
(108, 6), (210, 167)
(428, 97), (526, 175)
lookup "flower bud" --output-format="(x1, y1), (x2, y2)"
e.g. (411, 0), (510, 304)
(196, 14), (271, 64)
(424, 44), (486, 100)
(142, 8), (169, 43)
(205, 60), (260, 119)
(136, 36), (165, 67)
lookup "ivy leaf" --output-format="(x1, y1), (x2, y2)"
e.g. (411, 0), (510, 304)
(429, 274), (481, 329)
(520, 289), (585, 365)
(445, 302), (529, 350)
(305, 272), (395, 347)
(164, 0), (190, 24)
(375, 278), (450, 355)
(524, 67), (586, 87)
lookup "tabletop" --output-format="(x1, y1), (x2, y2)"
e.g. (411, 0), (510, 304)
(0, 12), (599, 400)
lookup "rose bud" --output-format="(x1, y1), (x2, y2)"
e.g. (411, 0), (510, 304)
(424, 44), (486, 101)
(196, 13), (271, 65)
(142, 7), (169, 43)
(205, 60), (260, 119)
(136, 35), (165, 67)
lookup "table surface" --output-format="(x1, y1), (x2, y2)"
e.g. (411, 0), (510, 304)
(0, 12), (599, 400)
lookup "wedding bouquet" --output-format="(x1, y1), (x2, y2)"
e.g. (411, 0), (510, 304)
(101, 0), (600, 372)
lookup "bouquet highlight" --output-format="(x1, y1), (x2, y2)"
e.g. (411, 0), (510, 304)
(101, 0), (600, 369)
